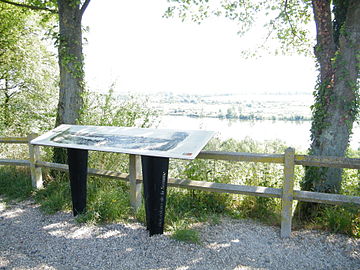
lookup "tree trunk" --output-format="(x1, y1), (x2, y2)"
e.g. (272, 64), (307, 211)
(3, 83), (10, 127)
(54, 0), (88, 164)
(298, 0), (360, 218)
(55, 0), (84, 126)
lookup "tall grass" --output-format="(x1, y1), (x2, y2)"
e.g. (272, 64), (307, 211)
(0, 166), (33, 201)
(76, 177), (131, 224)
(34, 176), (71, 214)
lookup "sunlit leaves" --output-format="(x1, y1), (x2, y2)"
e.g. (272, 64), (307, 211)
(165, 0), (314, 56)
(0, 3), (58, 135)
(164, 0), (211, 23)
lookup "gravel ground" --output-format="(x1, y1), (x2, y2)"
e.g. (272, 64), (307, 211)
(0, 198), (359, 270)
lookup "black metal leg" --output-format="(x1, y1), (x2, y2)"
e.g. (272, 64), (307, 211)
(67, 148), (88, 216)
(141, 155), (169, 236)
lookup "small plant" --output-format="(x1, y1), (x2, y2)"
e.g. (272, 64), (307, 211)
(233, 196), (280, 226)
(209, 213), (221, 225)
(77, 179), (131, 224)
(34, 179), (71, 214)
(171, 228), (201, 244)
(318, 205), (360, 237)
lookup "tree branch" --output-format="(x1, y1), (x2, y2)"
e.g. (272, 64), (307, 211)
(0, 0), (57, 13)
(283, 0), (301, 42)
(80, 0), (91, 18)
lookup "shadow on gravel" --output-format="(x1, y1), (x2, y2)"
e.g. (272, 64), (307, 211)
(0, 199), (359, 270)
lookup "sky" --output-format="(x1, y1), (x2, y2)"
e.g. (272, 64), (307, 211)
(82, 0), (317, 94)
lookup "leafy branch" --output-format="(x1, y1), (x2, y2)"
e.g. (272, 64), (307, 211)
(0, 0), (57, 13)
(0, 0), (91, 16)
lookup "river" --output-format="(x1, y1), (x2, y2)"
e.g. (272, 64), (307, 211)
(158, 115), (360, 151)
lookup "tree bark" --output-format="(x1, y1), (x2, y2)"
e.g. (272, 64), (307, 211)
(55, 0), (84, 126)
(3, 80), (10, 127)
(54, 0), (89, 164)
(299, 0), (360, 218)
(312, 0), (336, 84)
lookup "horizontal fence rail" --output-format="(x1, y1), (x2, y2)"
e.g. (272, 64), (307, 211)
(198, 151), (284, 164)
(0, 159), (30, 166)
(295, 155), (360, 169)
(199, 151), (360, 169)
(0, 137), (29, 144)
(0, 135), (359, 238)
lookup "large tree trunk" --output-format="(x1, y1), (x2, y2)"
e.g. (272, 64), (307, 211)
(54, 0), (89, 164)
(299, 0), (360, 218)
(56, 0), (84, 126)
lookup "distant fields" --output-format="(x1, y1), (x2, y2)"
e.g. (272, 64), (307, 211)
(149, 92), (313, 121)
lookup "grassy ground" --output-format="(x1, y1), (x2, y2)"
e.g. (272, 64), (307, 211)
(0, 167), (34, 201)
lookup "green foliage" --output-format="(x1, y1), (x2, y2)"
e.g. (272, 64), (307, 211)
(233, 196), (280, 225)
(172, 137), (290, 189)
(80, 88), (158, 128)
(166, 188), (227, 224)
(317, 205), (360, 237)
(34, 175), (132, 222)
(76, 177), (131, 224)
(170, 228), (201, 244)
(34, 177), (72, 214)
(15, 0), (58, 13)
(167, 138), (294, 228)
(164, 0), (313, 56)
(341, 149), (360, 196)
(0, 3), (58, 136)
(297, 147), (360, 235)
(0, 167), (33, 201)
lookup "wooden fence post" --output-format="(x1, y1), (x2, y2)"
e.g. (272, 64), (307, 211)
(281, 147), (295, 238)
(28, 134), (43, 189)
(129, 154), (142, 211)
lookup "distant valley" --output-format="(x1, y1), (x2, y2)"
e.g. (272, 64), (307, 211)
(142, 92), (314, 122)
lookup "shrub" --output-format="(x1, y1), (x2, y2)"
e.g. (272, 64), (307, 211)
(318, 205), (360, 237)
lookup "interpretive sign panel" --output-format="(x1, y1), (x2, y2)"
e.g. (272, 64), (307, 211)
(31, 124), (215, 159)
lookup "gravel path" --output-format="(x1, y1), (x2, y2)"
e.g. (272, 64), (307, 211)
(0, 198), (359, 270)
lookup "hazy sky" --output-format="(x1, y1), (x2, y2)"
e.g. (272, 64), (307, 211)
(83, 0), (317, 94)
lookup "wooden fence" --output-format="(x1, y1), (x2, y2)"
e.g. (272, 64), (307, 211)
(1, 134), (359, 238)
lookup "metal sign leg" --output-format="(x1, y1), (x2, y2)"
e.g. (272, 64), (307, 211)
(67, 148), (89, 216)
(141, 155), (169, 236)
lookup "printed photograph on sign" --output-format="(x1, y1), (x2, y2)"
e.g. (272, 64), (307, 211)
(51, 128), (189, 151)
(31, 125), (215, 160)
